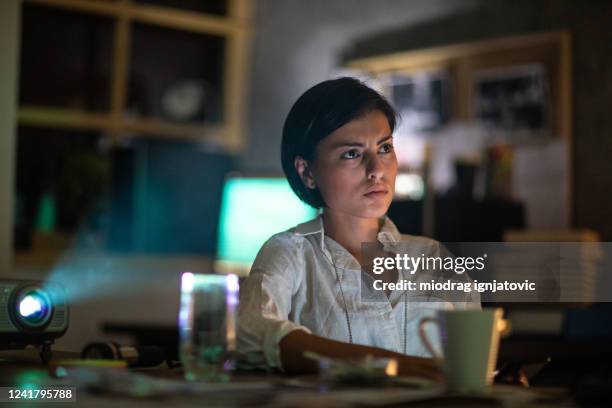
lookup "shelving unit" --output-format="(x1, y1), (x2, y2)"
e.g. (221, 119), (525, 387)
(19, 0), (252, 150)
(13, 0), (252, 262)
(346, 31), (573, 234)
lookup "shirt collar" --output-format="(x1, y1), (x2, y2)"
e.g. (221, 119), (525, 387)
(293, 214), (402, 269)
(293, 215), (324, 237)
(378, 216), (402, 245)
(294, 214), (400, 240)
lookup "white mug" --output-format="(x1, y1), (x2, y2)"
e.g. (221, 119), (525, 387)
(419, 308), (504, 393)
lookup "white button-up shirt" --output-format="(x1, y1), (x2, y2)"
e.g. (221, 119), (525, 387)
(237, 215), (480, 370)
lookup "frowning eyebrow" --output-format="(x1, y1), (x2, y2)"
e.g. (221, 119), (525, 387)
(329, 135), (393, 149)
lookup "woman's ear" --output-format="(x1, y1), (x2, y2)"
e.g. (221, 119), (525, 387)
(294, 156), (316, 189)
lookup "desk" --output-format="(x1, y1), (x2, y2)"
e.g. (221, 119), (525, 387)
(0, 349), (575, 407)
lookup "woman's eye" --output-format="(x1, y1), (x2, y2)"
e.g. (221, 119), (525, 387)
(379, 143), (394, 154)
(341, 149), (360, 159)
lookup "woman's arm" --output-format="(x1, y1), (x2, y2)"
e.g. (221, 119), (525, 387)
(279, 329), (443, 381)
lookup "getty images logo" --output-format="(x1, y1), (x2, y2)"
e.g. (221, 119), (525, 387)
(372, 253), (488, 275)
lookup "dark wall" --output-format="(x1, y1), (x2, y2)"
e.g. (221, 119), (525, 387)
(245, 0), (612, 239)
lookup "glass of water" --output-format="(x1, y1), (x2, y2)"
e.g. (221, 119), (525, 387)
(179, 272), (239, 381)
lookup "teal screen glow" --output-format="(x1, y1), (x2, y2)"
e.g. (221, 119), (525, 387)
(217, 178), (317, 265)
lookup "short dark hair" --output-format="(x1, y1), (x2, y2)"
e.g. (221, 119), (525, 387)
(281, 77), (397, 208)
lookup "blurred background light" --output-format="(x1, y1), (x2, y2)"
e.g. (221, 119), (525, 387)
(394, 173), (425, 200)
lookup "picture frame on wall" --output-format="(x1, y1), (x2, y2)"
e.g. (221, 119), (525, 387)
(386, 71), (451, 133)
(472, 64), (551, 140)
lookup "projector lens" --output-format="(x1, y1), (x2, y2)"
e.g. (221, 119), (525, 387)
(20, 294), (46, 319)
(14, 288), (52, 328)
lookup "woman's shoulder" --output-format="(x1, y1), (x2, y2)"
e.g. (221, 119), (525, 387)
(261, 216), (320, 249)
(383, 216), (441, 252)
(393, 233), (447, 257)
(398, 232), (442, 248)
(251, 216), (320, 271)
(398, 233), (440, 246)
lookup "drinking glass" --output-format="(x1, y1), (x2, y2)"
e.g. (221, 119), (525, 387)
(179, 272), (239, 381)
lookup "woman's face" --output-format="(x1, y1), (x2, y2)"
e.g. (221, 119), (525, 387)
(309, 109), (397, 219)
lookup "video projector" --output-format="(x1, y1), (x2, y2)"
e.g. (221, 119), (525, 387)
(0, 279), (69, 363)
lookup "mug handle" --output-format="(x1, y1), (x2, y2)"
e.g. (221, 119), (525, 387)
(418, 317), (443, 360)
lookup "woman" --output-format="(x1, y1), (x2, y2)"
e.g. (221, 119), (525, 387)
(237, 77), (479, 379)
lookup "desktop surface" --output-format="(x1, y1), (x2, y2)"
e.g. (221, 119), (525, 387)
(0, 348), (580, 408)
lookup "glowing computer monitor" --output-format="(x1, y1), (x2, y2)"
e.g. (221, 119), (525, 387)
(215, 176), (317, 275)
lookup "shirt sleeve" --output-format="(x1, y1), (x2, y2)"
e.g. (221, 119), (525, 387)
(236, 234), (311, 371)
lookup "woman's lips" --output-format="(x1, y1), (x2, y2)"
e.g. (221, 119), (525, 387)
(364, 190), (388, 199)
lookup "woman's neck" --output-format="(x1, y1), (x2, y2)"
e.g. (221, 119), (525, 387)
(322, 209), (381, 265)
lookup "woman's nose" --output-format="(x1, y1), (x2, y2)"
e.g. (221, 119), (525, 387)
(366, 153), (384, 181)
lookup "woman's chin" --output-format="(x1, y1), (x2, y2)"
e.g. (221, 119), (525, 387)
(356, 201), (392, 219)
(326, 197), (392, 220)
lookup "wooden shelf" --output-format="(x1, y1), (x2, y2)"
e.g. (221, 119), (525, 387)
(25, 0), (244, 35)
(120, 117), (226, 144)
(347, 31), (570, 74)
(18, 106), (112, 132)
(18, 106), (232, 145)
